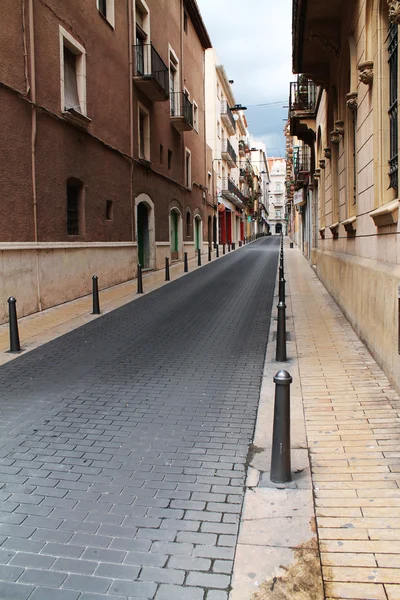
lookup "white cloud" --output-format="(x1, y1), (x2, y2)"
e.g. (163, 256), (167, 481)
(197, 0), (292, 153)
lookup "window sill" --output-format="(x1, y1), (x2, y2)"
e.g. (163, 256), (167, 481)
(138, 157), (151, 169)
(63, 109), (91, 129)
(342, 215), (357, 233)
(370, 199), (399, 227)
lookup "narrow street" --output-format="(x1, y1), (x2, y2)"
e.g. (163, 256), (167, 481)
(0, 238), (279, 600)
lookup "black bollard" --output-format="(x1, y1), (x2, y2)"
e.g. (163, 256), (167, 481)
(270, 370), (292, 483)
(228, 242), (231, 252)
(137, 264), (143, 294)
(290, 242), (293, 248)
(276, 301), (287, 362)
(223, 244), (225, 255)
(184, 252), (189, 272)
(216, 244), (219, 258)
(239, 240), (242, 247)
(165, 257), (170, 281)
(279, 276), (286, 303)
(92, 275), (101, 315)
(208, 245), (212, 262)
(197, 248), (201, 266)
(7, 297), (21, 353)
(232, 242), (235, 251)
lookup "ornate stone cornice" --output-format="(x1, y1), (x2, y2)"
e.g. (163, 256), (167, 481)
(346, 92), (358, 110)
(358, 61), (374, 86)
(388, 1), (400, 24)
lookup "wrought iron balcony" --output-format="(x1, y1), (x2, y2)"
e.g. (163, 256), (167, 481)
(293, 145), (311, 184)
(289, 76), (317, 115)
(221, 177), (246, 208)
(239, 168), (246, 182)
(133, 43), (169, 102)
(221, 138), (237, 167)
(170, 91), (193, 132)
(221, 101), (236, 135)
(238, 140), (247, 157)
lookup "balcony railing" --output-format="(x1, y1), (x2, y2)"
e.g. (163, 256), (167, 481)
(133, 43), (169, 102)
(221, 138), (237, 167)
(170, 91), (193, 131)
(221, 177), (246, 207)
(289, 76), (317, 114)
(238, 140), (247, 157)
(221, 101), (236, 135)
(293, 145), (311, 182)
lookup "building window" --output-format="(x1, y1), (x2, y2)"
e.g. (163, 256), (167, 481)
(186, 210), (191, 237)
(193, 101), (198, 132)
(169, 49), (179, 116)
(138, 103), (150, 160)
(160, 144), (163, 164)
(185, 149), (191, 188)
(67, 179), (84, 235)
(388, 21), (398, 191)
(106, 200), (113, 221)
(97, 0), (115, 27)
(60, 27), (87, 118)
(183, 10), (188, 33)
(168, 149), (172, 170)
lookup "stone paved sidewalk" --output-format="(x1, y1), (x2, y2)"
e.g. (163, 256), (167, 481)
(289, 247), (400, 600)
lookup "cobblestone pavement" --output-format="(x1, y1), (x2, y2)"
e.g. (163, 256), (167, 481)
(0, 237), (279, 600)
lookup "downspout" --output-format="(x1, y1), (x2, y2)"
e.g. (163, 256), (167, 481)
(28, 0), (42, 310)
(128, 0), (135, 248)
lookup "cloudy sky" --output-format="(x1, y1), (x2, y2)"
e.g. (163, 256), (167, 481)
(196, 0), (292, 157)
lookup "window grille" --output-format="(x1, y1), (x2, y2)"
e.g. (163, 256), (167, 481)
(67, 183), (80, 235)
(388, 21), (398, 191)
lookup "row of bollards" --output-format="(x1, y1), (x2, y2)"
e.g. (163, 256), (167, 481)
(271, 234), (292, 484)
(5, 235), (265, 354)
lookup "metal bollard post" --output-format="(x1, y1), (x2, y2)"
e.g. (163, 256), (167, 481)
(228, 242), (231, 252)
(165, 257), (170, 281)
(223, 244), (225, 255)
(232, 242), (235, 251)
(208, 245), (212, 262)
(279, 275), (286, 303)
(276, 301), (287, 362)
(290, 242), (293, 248)
(197, 248), (201, 266)
(184, 252), (189, 273)
(92, 275), (101, 315)
(137, 264), (143, 294)
(216, 244), (219, 258)
(239, 240), (242, 247)
(270, 370), (292, 483)
(7, 297), (21, 353)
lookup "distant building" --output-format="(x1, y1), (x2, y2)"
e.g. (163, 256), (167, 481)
(267, 159), (287, 235)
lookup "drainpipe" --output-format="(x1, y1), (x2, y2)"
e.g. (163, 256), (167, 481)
(128, 0), (134, 247)
(28, 0), (42, 310)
